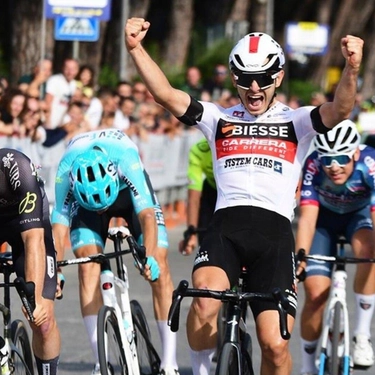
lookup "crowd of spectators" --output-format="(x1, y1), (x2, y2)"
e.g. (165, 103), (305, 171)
(1, 58), (374, 196)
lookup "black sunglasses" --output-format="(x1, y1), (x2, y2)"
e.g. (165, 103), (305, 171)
(234, 71), (277, 90)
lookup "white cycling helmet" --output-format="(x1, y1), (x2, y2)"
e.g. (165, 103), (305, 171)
(314, 120), (360, 155)
(229, 32), (285, 75)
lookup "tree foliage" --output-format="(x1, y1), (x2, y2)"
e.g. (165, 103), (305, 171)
(1, 0), (375, 99)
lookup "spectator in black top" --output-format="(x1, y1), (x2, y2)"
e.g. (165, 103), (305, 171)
(202, 64), (229, 102)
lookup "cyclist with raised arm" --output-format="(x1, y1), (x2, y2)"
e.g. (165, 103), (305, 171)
(51, 128), (179, 375)
(125, 17), (363, 375)
(179, 138), (216, 255)
(296, 120), (375, 375)
(0, 148), (60, 375)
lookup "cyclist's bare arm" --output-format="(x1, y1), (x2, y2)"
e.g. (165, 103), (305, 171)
(52, 223), (69, 264)
(319, 35), (363, 128)
(295, 204), (319, 274)
(22, 228), (45, 300)
(52, 222), (69, 297)
(137, 207), (159, 281)
(179, 189), (201, 256)
(21, 227), (48, 325)
(125, 18), (191, 118)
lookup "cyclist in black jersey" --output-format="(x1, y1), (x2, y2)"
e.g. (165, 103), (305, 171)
(0, 148), (60, 375)
(125, 17), (363, 375)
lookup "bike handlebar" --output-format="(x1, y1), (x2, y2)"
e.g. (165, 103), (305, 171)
(296, 248), (375, 264)
(0, 253), (36, 322)
(57, 227), (147, 274)
(167, 280), (291, 340)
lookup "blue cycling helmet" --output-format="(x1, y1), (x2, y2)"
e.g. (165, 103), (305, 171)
(70, 149), (119, 211)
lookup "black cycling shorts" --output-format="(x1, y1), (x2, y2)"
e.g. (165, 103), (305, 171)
(193, 206), (297, 318)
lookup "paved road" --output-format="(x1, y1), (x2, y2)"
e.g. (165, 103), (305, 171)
(7, 224), (375, 374)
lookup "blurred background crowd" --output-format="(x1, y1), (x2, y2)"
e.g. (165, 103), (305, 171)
(1, 56), (375, 226)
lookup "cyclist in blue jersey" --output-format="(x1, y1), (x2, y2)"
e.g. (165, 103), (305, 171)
(125, 17), (363, 375)
(296, 120), (375, 375)
(51, 129), (179, 375)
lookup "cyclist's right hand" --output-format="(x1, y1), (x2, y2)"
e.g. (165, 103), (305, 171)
(56, 271), (65, 300)
(295, 249), (307, 282)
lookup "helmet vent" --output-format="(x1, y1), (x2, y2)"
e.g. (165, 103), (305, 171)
(77, 169), (82, 183)
(80, 192), (88, 203)
(93, 194), (100, 203)
(234, 54), (245, 69)
(87, 167), (95, 182)
(99, 164), (106, 178)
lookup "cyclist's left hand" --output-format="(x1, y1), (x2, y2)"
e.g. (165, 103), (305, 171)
(143, 256), (160, 282)
(296, 260), (306, 282)
(55, 271), (65, 300)
(24, 301), (47, 326)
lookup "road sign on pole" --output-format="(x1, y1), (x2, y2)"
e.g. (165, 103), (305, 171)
(55, 17), (100, 41)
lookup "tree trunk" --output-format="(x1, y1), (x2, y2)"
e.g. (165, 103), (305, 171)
(250, 0), (268, 33)
(11, 0), (54, 84)
(311, 0), (374, 88)
(164, 0), (194, 70)
(226, 0), (250, 41)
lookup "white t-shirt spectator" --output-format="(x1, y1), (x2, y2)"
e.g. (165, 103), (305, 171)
(113, 109), (131, 131)
(46, 74), (77, 128)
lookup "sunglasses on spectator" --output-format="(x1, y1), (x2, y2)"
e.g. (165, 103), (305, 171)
(215, 70), (227, 76)
(318, 151), (355, 168)
(234, 71), (278, 90)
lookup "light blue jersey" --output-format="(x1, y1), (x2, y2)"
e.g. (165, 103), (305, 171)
(52, 129), (159, 226)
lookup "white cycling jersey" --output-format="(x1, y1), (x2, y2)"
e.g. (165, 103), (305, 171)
(195, 100), (318, 220)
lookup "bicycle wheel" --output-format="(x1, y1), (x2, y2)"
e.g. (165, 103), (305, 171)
(215, 343), (240, 375)
(11, 319), (34, 375)
(329, 301), (343, 375)
(130, 300), (160, 375)
(97, 305), (128, 375)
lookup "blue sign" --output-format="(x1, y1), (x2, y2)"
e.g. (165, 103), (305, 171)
(55, 17), (100, 42)
(45, 0), (112, 21)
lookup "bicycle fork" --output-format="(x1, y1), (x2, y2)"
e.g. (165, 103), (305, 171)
(220, 302), (249, 373)
(100, 259), (140, 375)
(317, 273), (351, 375)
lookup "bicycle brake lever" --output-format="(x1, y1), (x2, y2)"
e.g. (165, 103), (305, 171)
(271, 288), (291, 340)
(14, 277), (36, 323)
(168, 280), (189, 332)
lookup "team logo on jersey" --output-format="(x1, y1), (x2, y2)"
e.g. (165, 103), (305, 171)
(224, 157), (283, 173)
(364, 155), (375, 188)
(215, 119), (297, 163)
(19, 192), (37, 214)
(3, 153), (21, 190)
(232, 111), (245, 118)
(2, 152), (14, 168)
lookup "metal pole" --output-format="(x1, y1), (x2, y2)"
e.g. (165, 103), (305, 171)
(119, 0), (129, 81)
(266, 0), (274, 36)
(73, 40), (80, 60)
(40, 0), (47, 100)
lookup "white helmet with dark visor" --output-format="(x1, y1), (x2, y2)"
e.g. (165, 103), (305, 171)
(229, 32), (285, 90)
